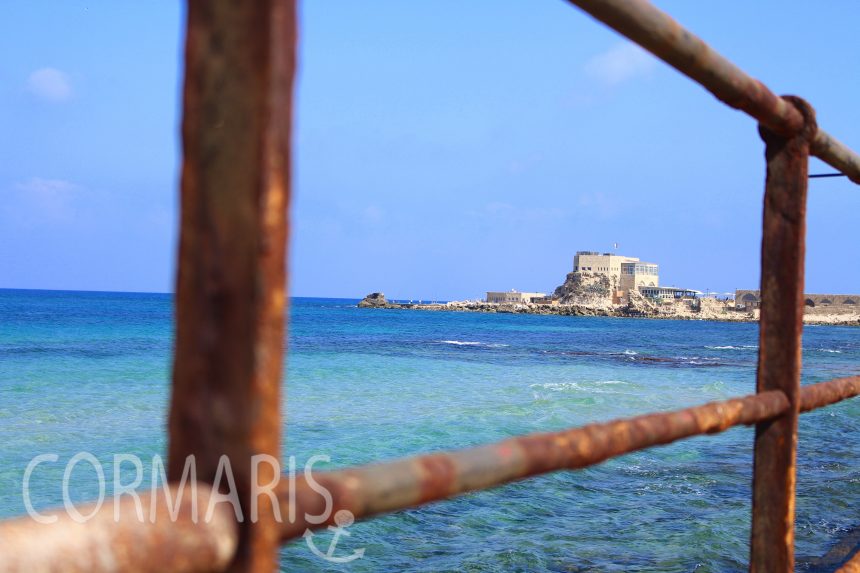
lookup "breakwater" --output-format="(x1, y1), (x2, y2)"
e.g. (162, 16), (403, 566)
(358, 292), (860, 326)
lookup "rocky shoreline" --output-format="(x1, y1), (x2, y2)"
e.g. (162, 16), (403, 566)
(357, 292), (860, 326)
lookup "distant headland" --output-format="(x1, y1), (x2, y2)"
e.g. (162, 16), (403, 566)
(359, 249), (860, 326)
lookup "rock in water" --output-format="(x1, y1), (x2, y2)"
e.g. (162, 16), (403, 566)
(553, 272), (614, 307)
(358, 292), (388, 308)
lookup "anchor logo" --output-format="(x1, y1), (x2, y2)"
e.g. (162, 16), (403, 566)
(303, 509), (366, 563)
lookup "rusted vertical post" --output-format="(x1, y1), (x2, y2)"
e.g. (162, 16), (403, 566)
(168, 1), (296, 572)
(749, 96), (816, 572)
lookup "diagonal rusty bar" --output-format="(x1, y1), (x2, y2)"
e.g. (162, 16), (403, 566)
(565, 0), (860, 184)
(277, 390), (791, 541)
(0, 378), (855, 571)
(749, 96), (816, 572)
(272, 380), (859, 544)
(1, 3), (859, 571)
(800, 376), (860, 412)
(811, 131), (860, 184)
(168, 1), (296, 571)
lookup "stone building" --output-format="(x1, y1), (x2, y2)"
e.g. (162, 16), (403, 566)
(735, 290), (859, 311)
(572, 251), (659, 302)
(486, 290), (547, 304)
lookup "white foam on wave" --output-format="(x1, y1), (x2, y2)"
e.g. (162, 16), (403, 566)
(530, 380), (627, 391)
(530, 382), (583, 391)
(438, 340), (508, 348)
(623, 349), (638, 356)
(677, 355), (720, 362)
(706, 345), (843, 354)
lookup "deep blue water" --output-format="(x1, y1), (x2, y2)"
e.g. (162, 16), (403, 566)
(0, 289), (858, 572)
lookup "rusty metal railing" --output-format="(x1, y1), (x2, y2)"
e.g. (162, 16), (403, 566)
(565, 0), (860, 184)
(1, 377), (857, 572)
(1, 1), (859, 572)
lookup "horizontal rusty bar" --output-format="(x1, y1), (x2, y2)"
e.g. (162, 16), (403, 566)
(278, 389), (790, 540)
(565, 0), (860, 184)
(0, 485), (237, 573)
(800, 376), (860, 413)
(0, 378), (854, 568)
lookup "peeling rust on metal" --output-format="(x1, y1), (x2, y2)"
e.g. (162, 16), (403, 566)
(0, 485), (237, 573)
(749, 96), (816, 573)
(800, 376), (860, 412)
(277, 390), (790, 541)
(2, 2), (860, 571)
(812, 131), (860, 184)
(0, 379), (855, 569)
(168, 1), (296, 571)
(417, 455), (458, 503)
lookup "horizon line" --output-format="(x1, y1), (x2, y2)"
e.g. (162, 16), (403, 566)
(0, 287), (374, 301)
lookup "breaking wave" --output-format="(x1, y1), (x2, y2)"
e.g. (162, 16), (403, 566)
(529, 380), (631, 395)
(438, 340), (509, 348)
(540, 348), (733, 368)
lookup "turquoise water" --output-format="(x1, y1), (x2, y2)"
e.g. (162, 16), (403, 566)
(0, 289), (858, 571)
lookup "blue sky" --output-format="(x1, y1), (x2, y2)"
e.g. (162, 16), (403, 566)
(2, 1), (859, 299)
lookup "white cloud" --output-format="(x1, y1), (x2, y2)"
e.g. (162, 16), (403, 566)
(27, 68), (73, 102)
(584, 42), (656, 86)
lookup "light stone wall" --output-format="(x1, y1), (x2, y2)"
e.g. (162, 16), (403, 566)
(735, 289), (860, 312)
(486, 291), (547, 304)
(573, 252), (659, 302)
(620, 273), (659, 292)
(573, 253), (638, 282)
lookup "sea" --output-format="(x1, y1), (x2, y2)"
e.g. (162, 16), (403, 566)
(0, 289), (858, 572)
